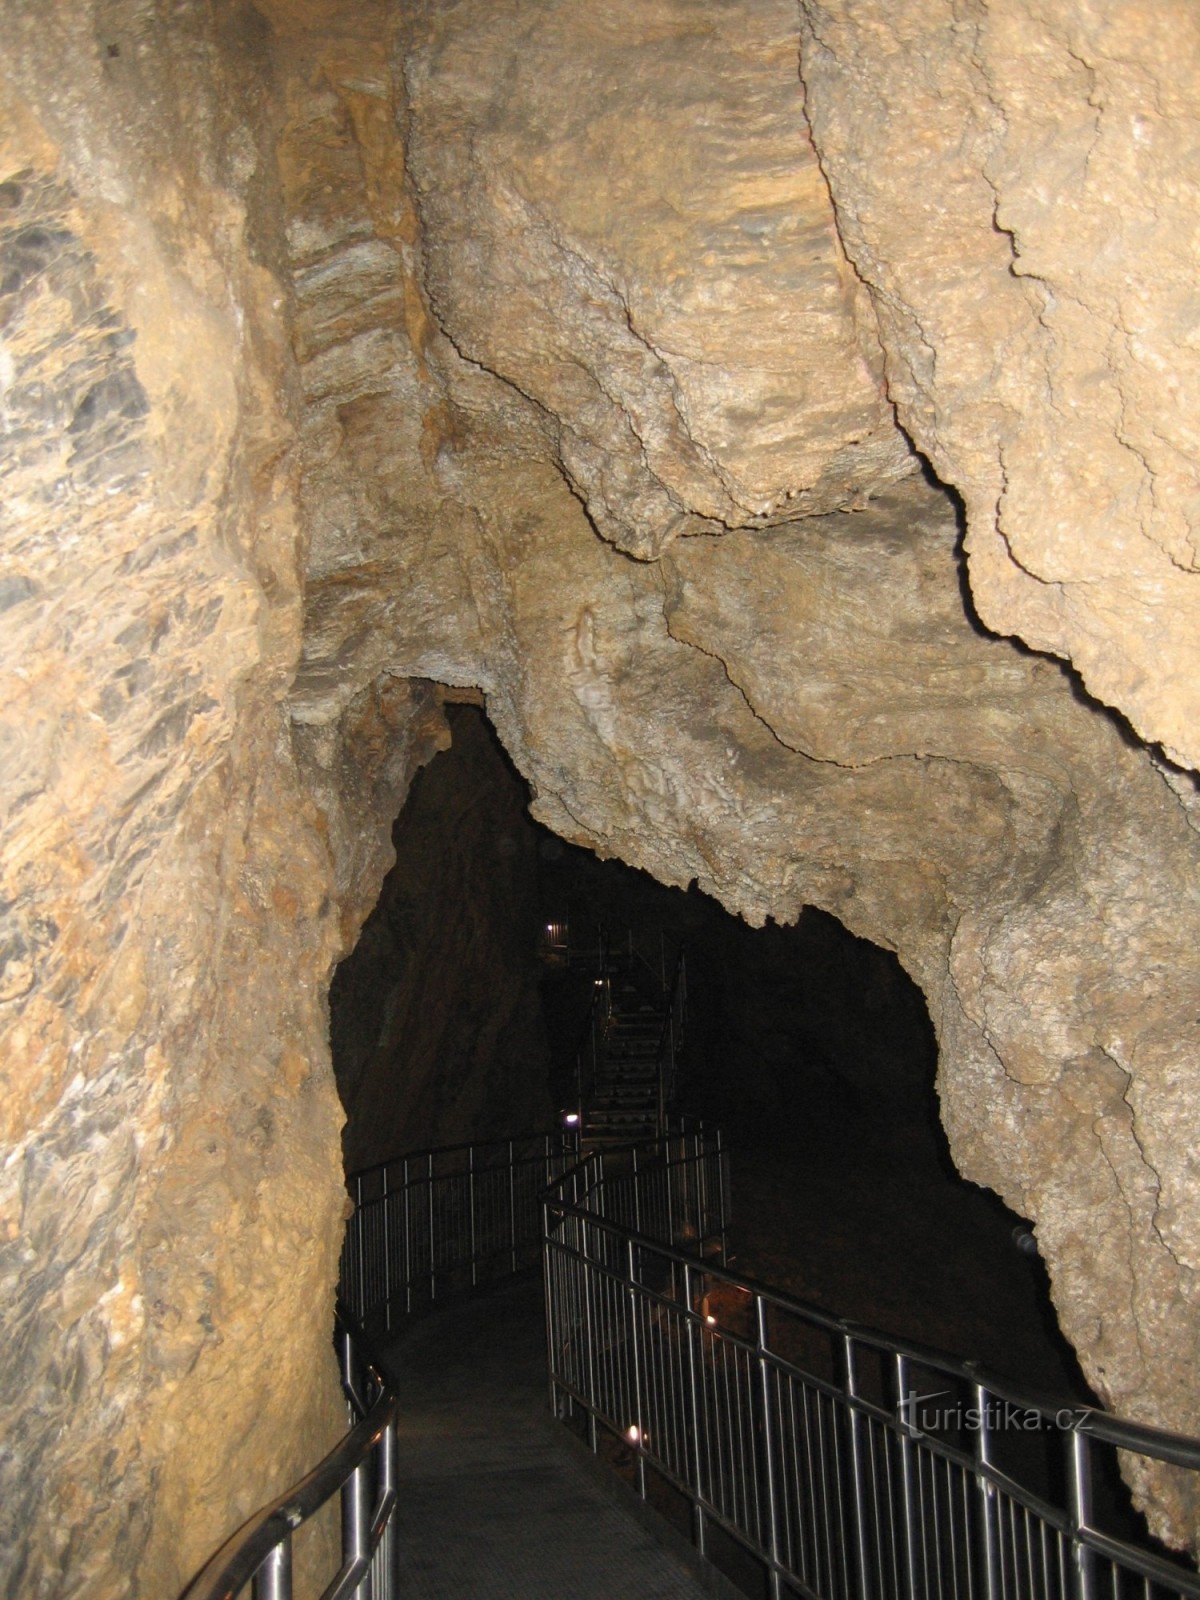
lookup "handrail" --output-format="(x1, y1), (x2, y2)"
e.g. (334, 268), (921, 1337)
(550, 1176), (1200, 1472)
(191, 1120), (1200, 1600)
(341, 1130), (575, 1329)
(184, 1129), (573, 1600)
(181, 1306), (399, 1600)
(348, 1125), (559, 1186)
(542, 1129), (1200, 1600)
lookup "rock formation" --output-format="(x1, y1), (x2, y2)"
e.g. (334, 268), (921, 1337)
(797, 0), (1200, 771)
(2, 0), (1199, 1593)
(0, 6), (445, 1594)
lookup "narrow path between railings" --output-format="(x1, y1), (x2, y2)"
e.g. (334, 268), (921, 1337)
(375, 1275), (713, 1599)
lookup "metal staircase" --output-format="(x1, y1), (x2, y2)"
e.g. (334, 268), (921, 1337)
(584, 977), (666, 1143)
(554, 920), (689, 1145)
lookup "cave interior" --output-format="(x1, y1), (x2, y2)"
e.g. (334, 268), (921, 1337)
(3, 1), (1200, 1594)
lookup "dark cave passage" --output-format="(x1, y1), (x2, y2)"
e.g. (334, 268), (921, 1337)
(331, 702), (1092, 1406)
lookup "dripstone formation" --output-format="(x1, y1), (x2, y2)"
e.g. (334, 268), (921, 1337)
(2, 2), (1198, 1594)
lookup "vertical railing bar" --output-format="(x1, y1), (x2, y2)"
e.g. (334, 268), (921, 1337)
(684, 1260), (704, 1548)
(542, 1192), (559, 1417)
(581, 1213), (599, 1450)
(626, 1236), (646, 1497)
(930, 1435), (946, 1600)
(786, 1370), (805, 1581)
(975, 1383), (1001, 1600)
(944, 1456), (961, 1600)
(355, 1180), (367, 1322)
(342, 1460), (368, 1575)
(757, 1294), (785, 1600)
(402, 1157), (412, 1316)
(381, 1166), (391, 1333)
(383, 1415), (400, 1600)
(1066, 1424), (1097, 1600)
(253, 1533), (293, 1600)
(843, 1333), (873, 1600)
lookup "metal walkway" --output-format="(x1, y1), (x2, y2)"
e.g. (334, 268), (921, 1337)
(185, 1123), (1200, 1600)
(376, 1276), (711, 1599)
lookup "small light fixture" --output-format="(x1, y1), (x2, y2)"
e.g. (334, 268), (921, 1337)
(704, 1313), (717, 1327)
(626, 1424), (641, 1444)
(564, 1112), (580, 1127)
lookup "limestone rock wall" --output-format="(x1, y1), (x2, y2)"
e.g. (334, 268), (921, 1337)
(0, 7), (446, 1596)
(797, 0), (1200, 771)
(406, 0), (914, 560)
(285, 0), (1200, 1547)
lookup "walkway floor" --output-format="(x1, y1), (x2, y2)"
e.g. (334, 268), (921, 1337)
(377, 1278), (712, 1599)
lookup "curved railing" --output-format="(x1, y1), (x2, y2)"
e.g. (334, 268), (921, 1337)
(182, 1309), (399, 1600)
(340, 1130), (575, 1330)
(187, 1122), (1200, 1600)
(543, 1129), (1200, 1600)
(184, 1130), (576, 1599)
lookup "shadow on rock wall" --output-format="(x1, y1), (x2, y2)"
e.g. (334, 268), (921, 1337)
(331, 703), (553, 1172)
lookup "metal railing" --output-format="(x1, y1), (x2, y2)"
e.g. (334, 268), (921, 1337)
(186, 1133), (573, 1599)
(182, 1310), (399, 1600)
(574, 976), (613, 1128)
(543, 1130), (1200, 1600)
(341, 1130), (576, 1331)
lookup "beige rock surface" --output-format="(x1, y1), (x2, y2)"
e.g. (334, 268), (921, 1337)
(4, 0), (1200, 1590)
(283, 2), (1200, 1538)
(382, 461), (1200, 1547)
(797, 0), (1200, 770)
(406, 0), (914, 558)
(0, 5), (444, 1595)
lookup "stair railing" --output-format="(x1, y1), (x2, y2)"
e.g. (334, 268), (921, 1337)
(542, 1128), (1200, 1600)
(572, 973), (612, 1129)
(655, 947), (687, 1134)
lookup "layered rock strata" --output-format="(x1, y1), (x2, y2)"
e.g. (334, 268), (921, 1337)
(292, 0), (1200, 1546)
(0, 6), (446, 1596)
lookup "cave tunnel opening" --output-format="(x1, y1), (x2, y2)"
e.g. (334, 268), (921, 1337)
(330, 698), (1091, 1407)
